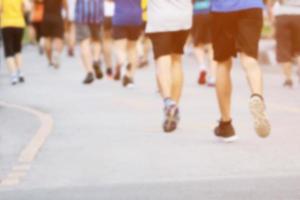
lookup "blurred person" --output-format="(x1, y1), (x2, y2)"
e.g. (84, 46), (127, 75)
(30, 0), (44, 54)
(42, 0), (68, 68)
(0, 0), (26, 85)
(75, 0), (104, 84)
(65, 0), (76, 57)
(192, 0), (216, 87)
(267, 0), (300, 88)
(112, 0), (143, 87)
(211, 0), (271, 142)
(102, 0), (115, 78)
(138, 0), (150, 69)
(146, 0), (193, 133)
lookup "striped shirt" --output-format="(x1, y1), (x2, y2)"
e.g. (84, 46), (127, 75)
(75, 0), (104, 24)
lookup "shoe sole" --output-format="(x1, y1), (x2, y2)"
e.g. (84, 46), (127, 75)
(249, 97), (271, 138)
(216, 135), (238, 143)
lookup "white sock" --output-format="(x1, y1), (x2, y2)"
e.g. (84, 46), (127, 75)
(199, 65), (207, 72)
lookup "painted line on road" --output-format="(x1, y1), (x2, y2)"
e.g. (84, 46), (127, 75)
(0, 101), (53, 188)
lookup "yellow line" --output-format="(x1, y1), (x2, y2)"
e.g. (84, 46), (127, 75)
(0, 101), (53, 188)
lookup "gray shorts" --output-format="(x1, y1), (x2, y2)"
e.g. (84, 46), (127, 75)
(76, 23), (102, 42)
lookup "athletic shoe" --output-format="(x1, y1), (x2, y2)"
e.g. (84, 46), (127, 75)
(11, 75), (18, 86)
(19, 76), (25, 83)
(198, 70), (207, 85)
(214, 120), (237, 142)
(249, 95), (271, 138)
(93, 62), (103, 79)
(106, 68), (113, 78)
(122, 75), (134, 88)
(68, 48), (74, 57)
(283, 79), (293, 88)
(138, 59), (149, 68)
(163, 105), (180, 133)
(83, 73), (94, 84)
(207, 78), (216, 87)
(52, 53), (60, 69)
(114, 65), (121, 81)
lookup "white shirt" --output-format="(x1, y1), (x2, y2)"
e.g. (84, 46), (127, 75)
(146, 0), (193, 33)
(274, 0), (300, 16)
(104, 0), (115, 17)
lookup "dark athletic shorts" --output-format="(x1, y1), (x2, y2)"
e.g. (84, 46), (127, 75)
(76, 23), (102, 42)
(212, 8), (263, 62)
(192, 13), (212, 46)
(2, 28), (24, 58)
(103, 17), (112, 31)
(113, 25), (142, 41)
(148, 30), (189, 60)
(32, 22), (43, 42)
(275, 15), (300, 63)
(42, 17), (64, 38)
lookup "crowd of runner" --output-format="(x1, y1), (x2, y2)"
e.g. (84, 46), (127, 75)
(0, 0), (299, 141)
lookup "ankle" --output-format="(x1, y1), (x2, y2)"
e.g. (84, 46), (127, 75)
(251, 93), (264, 101)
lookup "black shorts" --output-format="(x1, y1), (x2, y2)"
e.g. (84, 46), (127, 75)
(192, 14), (212, 46)
(212, 9), (263, 62)
(1, 28), (24, 58)
(148, 30), (189, 60)
(32, 22), (43, 41)
(103, 17), (112, 31)
(275, 15), (300, 63)
(112, 25), (142, 41)
(42, 17), (64, 38)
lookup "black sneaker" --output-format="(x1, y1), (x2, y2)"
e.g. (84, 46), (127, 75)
(83, 73), (94, 84)
(106, 68), (113, 78)
(114, 65), (121, 81)
(19, 76), (25, 83)
(122, 75), (134, 88)
(283, 79), (293, 88)
(93, 62), (103, 79)
(214, 120), (237, 142)
(163, 105), (180, 133)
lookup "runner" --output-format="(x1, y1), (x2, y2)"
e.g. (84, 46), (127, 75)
(30, 0), (44, 55)
(211, 0), (271, 141)
(75, 0), (104, 84)
(65, 0), (76, 57)
(0, 0), (26, 85)
(267, 0), (300, 88)
(192, 0), (216, 87)
(112, 0), (143, 87)
(146, 0), (193, 133)
(137, 0), (150, 69)
(42, 0), (68, 68)
(102, 0), (115, 78)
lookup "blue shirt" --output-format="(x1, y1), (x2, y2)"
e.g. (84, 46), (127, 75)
(211, 0), (264, 12)
(75, 0), (104, 24)
(194, 0), (211, 15)
(113, 0), (142, 26)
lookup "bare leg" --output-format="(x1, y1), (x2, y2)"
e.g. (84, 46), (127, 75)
(80, 39), (93, 73)
(91, 39), (101, 63)
(44, 37), (53, 64)
(240, 53), (263, 95)
(6, 57), (17, 74)
(102, 29), (113, 69)
(194, 43), (206, 71)
(207, 44), (217, 82)
(281, 62), (293, 82)
(15, 53), (22, 70)
(170, 54), (184, 104)
(216, 59), (233, 122)
(156, 55), (172, 99)
(127, 40), (138, 78)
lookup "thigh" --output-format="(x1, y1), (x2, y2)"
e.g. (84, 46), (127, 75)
(128, 26), (142, 41)
(112, 26), (127, 41)
(13, 28), (24, 53)
(171, 30), (189, 55)
(1, 28), (14, 57)
(89, 24), (101, 41)
(237, 9), (263, 59)
(276, 16), (292, 62)
(148, 32), (174, 60)
(291, 15), (300, 57)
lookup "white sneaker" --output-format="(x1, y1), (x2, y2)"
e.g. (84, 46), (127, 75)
(249, 96), (271, 138)
(11, 75), (18, 85)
